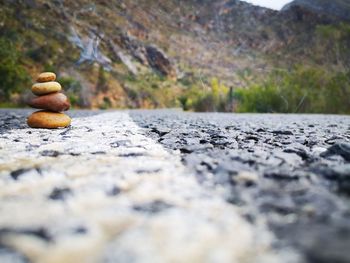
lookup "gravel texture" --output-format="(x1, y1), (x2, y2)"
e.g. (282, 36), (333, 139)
(1, 109), (350, 263)
(130, 110), (350, 263)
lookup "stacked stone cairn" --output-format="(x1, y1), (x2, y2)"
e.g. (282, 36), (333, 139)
(27, 72), (71, 129)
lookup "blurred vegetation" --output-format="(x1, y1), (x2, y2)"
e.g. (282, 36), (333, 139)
(315, 23), (350, 68)
(234, 66), (350, 114)
(179, 78), (231, 112)
(0, 37), (30, 102)
(230, 22), (350, 114)
(125, 73), (181, 108)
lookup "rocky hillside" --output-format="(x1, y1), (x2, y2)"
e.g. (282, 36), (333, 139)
(0, 0), (349, 110)
(283, 0), (350, 21)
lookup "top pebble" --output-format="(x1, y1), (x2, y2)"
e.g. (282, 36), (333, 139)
(37, 72), (56, 83)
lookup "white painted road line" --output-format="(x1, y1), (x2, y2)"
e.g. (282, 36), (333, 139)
(0, 112), (299, 263)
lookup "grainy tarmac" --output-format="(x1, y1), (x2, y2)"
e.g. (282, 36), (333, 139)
(0, 109), (349, 263)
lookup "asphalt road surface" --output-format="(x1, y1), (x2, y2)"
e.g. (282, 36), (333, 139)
(0, 109), (349, 263)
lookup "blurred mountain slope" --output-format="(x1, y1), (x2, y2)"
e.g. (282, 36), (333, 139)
(283, 0), (350, 21)
(0, 0), (349, 110)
